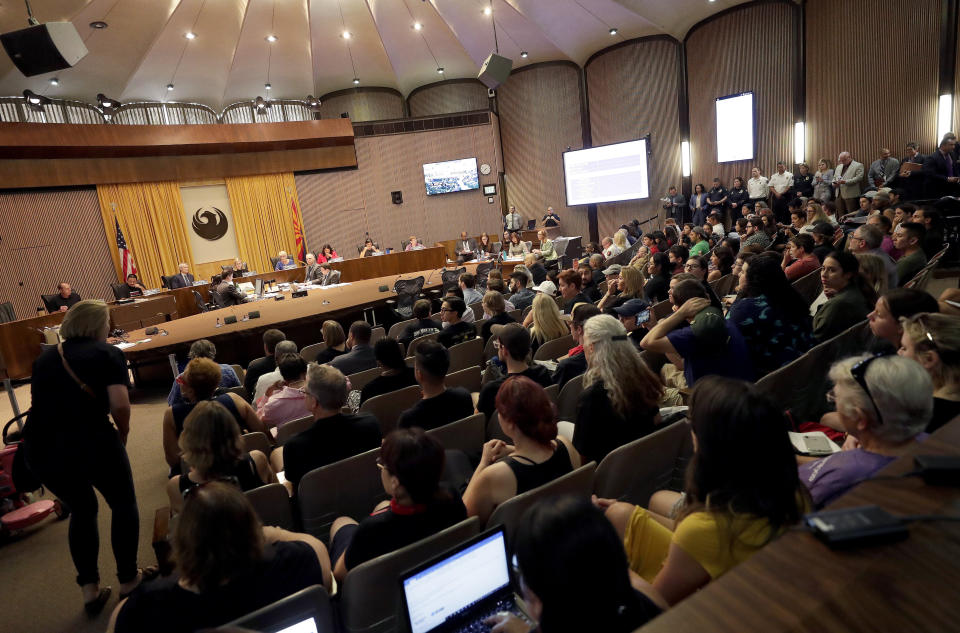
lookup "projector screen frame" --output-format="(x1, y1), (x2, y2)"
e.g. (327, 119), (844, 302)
(715, 91), (756, 164)
(561, 137), (652, 207)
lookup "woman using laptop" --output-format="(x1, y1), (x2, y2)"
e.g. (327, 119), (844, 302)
(328, 428), (466, 584)
(462, 376), (581, 525)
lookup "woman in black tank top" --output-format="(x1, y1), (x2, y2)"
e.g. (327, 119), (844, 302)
(167, 400), (277, 514)
(462, 376), (581, 525)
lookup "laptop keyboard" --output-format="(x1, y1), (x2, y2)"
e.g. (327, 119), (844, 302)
(456, 598), (526, 633)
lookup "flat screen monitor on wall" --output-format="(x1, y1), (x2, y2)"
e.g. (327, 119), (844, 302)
(716, 91), (754, 163)
(423, 157), (480, 195)
(562, 138), (650, 206)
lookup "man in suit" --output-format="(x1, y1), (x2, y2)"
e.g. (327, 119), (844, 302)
(867, 148), (900, 188)
(454, 231), (478, 262)
(303, 253), (321, 282)
(48, 282), (81, 312)
(168, 262), (195, 289)
(832, 151), (865, 214)
(329, 321), (377, 374)
(662, 186), (687, 222)
(216, 268), (247, 307)
(317, 263), (340, 286)
(504, 205), (524, 232)
(923, 136), (960, 198)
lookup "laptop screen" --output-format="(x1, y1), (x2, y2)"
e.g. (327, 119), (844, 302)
(255, 279), (264, 296)
(402, 529), (511, 633)
(274, 618), (319, 633)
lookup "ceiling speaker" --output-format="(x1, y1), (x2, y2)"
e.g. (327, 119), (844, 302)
(1, 22), (88, 77)
(391, 191), (403, 205)
(477, 53), (512, 90)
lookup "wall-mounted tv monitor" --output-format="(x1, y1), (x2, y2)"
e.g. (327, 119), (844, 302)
(716, 91), (754, 163)
(423, 158), (480, 195)
(563, 138), (649, 206)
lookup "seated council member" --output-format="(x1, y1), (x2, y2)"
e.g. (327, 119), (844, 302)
(316, 262), (340, 286)
(405, 235), (425, 251)
(303, 253), (321, 282)
(397, 341), (474, 431)
(317, 244), (339, 263)
(124, 274), (146, 297)
(455, 232), (478, 262)
(167, 263), (195, 289)
(216, 268), (248, 307)
(361, 238), (382, 257)
(232, 258), (248, 275)
(274, 250), (297, 270)
(49, 282), (81, 312)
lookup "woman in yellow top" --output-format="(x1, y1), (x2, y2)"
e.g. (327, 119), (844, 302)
(596, 376), (808, 606)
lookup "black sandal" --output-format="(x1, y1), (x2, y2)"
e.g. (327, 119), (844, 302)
(118, 566), (160, 601)
(84, 587), (112, 617)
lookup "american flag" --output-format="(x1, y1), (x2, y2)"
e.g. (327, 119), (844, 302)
(115, 218), (137, 279)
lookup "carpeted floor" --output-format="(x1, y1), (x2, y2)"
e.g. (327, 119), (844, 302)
(0, 381), (172, 633)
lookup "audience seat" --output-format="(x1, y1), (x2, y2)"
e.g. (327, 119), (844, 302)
(904, 243), (950, 290)
(230, 363), (245, 383)
(440, 267), (466, 295)
(298, 447), (385, 540)
(338, 517), (481, 633)
(470, 303), (484, 321)
(532, 334), (574, 361)
(0, 301), (15, 323)
(370, 326), (385, 346)
(792, 267), (823, 306)
(651, 300), (673, 321)
(240, 431), (272, 456)
(111, 283), (130, 301)
(543, 383), (559, 403)
(346, 366), (383, 392)
(445, 366), (482, 393)
(358, 385), (423, 436)
(485, 411), (509, 442)
(473, 319), (488, 338)
(405, 332), (440, 359)
(276, 415), (315, 445)
(192, 290), (210, 313)
(447, 337), (484, 373)
(387, 318), (417, 341)
(227, 584), (333, 632)
(507, 309), (522, 321)
(522, 305), (533, 319)
(709, 273), (737, 298)
(300, 342), (327, 363)
(555, 374), (584, 422)
(225, 385), (249, 400)
(160, 275), (175, 290)
(593, 419), (693, 507)
(426, 413), (485, 455)
(245, 483), (295, 531)
(39, 294), (58, 314)
(485, 462), (597, 539)
(482, 333), (497, 362)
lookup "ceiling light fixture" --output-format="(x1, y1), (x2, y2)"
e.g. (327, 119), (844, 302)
(265, 34), (277, 42)
(413, 22), (422, 30)
(342, 30), (351, 39)
(353, 77), (360, 84)
(184, 31), (196, 39)
(520, 51), (528, 58)
(89, 20), (108, 29)
(483, 7), (492, 16)
(49, 77), (59, 86)
(437, 67), (444, 74)
(264, 83), (272, 90)
(97, 93), (120, 109)
(609, 27), (618, 35)
(166, 83), (174, 91)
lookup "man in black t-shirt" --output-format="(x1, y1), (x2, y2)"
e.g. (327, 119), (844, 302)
(48, 282), (82, 312)
(398, 341), (474, 430)
(476, 324), (552, 420)
(399, 299), (442, 350)
(436, 297), (475, 348)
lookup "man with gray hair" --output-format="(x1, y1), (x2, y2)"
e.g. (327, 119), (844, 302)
(168, 262), (195, 289)
(166, 338), (241, 405)
(832, 151), (865, 214)
(849, 224), (898, 288)
(254, 339), (299, 403)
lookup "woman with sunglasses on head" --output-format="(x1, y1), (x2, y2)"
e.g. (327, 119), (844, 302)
(166, 401), (277, 514)
(485, 497), (664, 633)
(109, 482), (331, 633)
(598, 376), (808, 606)
(799, 354), (932, 508)
(328, 428), (466, 584)
(899, 313), (960, 432)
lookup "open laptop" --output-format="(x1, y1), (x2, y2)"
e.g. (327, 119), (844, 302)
(226, 584), (331, 633)
(400, 527), (530, 633)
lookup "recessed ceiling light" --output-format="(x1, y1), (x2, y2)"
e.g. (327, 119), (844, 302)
(437, 67), (444, 74)
(520, 51), (528, 58)
(483, 7), (492, 16)
(353, 77), (360, 84)
(413, 22), (422, 31)
(342, 31), (351, 39)
(265, 83), (272, 90)
(89, 21), (108, 29)
(265, 34), (277, 42)
(184, 31), (196, 40)
(49, 77), (59, 86)
(166, 84), (175, 91)
(609, 27), (618, 35)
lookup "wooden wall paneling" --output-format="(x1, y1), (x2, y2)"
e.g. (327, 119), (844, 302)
(685, 2), (797, 190)
(0, 187), (116, 319)
(497, 63), (591, 242)
(408, 80), (490, 117)
(806, 0), (940, 166)
(296, 123), (503, 260)
(586, 37), (683, 239)
(319, 88), (406, 122)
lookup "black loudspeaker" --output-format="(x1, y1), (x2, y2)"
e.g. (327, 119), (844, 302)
(477, 53), (513, 89)
(391, 191), (403, 205)
(1, 22), (88, 77)
(248, 310), (261, 319)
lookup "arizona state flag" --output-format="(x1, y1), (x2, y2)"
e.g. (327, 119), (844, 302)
(291, 197), (307, 264)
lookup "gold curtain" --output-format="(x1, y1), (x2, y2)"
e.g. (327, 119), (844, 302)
(97, 181), (196, 287)
(225, 172), (305, 273)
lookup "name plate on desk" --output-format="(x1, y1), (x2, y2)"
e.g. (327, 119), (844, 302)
(291, 289), (309, 299)
(223, 315), (238, 324)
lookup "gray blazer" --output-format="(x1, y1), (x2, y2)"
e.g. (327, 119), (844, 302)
(304, 264), (322, 282)
(455, 238), (478, 255)
(318, 269), (341, 286)
(329, 344), (377, 375)
(833, 160), (864, 199)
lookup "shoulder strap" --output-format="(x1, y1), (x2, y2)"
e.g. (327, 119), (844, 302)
(57, 343), (96, 398)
